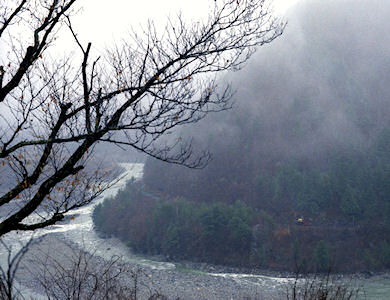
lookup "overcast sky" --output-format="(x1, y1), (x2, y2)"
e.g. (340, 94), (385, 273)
(69, 0), (299, 49)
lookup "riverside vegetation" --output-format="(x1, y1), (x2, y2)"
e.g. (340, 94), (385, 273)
(93, 160), (390, 273)
(93, 181), (254, 266)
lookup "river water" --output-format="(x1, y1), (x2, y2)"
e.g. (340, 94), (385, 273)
(1, 163), (389, 299)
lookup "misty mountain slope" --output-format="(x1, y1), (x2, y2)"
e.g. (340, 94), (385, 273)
(94, 0), (390, 271)
(143, 0), (390, 220)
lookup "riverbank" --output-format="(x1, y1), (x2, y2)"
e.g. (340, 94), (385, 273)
(171, 256), (390, 281)
(13, 231), (390, 300)
(5, 162), (390, 299)
(16, 233), (287, 299)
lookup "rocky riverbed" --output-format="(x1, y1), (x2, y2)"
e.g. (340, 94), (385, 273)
(14, 232), (384, 300)
(15, 233), (289, 299)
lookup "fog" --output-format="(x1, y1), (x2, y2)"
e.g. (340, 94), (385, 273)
(143, 0), (390, 210)
(2, 1), (390, 296)
(166, 0), (390, 164)
(137, 0), (390, 276)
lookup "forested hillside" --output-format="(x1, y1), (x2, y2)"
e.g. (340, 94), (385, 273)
(144, 130), (390, 226)
(143, 0), (390, 226)
(94, 0), (390, 272)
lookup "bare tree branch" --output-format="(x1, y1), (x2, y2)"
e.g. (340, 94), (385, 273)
(0, 0), (284, 236)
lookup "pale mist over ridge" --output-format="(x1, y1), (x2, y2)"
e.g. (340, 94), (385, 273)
(143, 0), (390, 200)
(170, 0), (390, 163)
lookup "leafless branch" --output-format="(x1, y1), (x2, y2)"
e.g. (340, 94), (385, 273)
(0, 0), (284, 236)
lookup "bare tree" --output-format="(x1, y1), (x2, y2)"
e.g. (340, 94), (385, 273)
(27, 239), (165, 300)
(285, 270), (360, 300)
(0, 0), (284, 236)
(0, 236), (166, 300)
(0, 238), (35, 300)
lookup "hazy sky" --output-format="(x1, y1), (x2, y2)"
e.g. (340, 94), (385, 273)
(70, 0), (299, 48)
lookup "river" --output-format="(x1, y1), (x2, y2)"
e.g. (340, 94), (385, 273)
(1, 163), (389, 299)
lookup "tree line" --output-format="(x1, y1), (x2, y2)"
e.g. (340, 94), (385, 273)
(93, 181), (254, 265)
